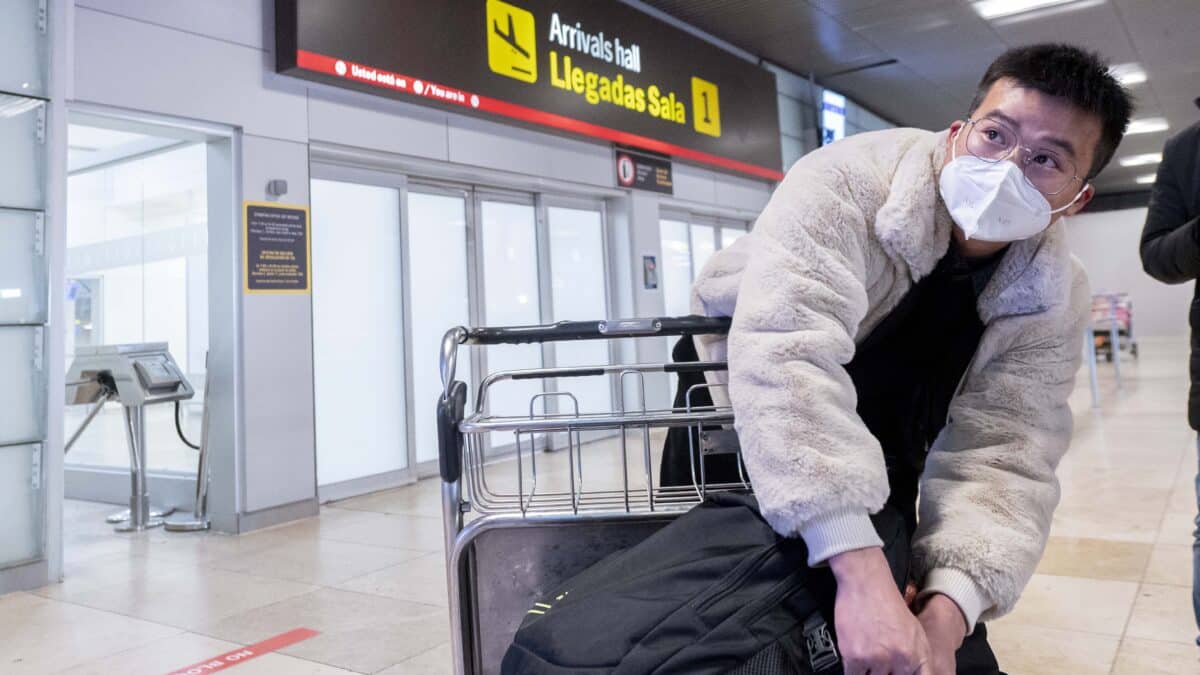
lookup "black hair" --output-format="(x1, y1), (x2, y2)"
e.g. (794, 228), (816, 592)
(969, 44), (1133, 179)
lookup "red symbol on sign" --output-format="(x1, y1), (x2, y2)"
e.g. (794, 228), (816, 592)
(617, 154), (635, 187)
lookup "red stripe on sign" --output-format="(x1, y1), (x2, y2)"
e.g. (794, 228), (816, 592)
(293, 49), (786, 182)
(163, 628), (319, 675)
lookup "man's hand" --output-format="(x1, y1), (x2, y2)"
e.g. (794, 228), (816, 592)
(829, 548), (931, 675)
(916, 594), (968, 675)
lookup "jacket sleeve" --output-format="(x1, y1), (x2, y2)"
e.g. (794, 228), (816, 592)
(720, 165), (891, 565)
(912, 262), (1091, 628)
(1140, 128), (1200, 284)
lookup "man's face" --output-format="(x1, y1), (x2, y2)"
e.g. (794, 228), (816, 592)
(943, 77), (1101, 223)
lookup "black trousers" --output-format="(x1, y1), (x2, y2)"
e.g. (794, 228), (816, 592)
(956, 624), (1003, 674)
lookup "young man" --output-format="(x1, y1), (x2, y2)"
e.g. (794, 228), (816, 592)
(1139, 115), (1200, 643)
(690, 44), (1132, 674)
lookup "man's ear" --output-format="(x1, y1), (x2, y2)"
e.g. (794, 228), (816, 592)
(1064, 184), (1095, 217)
(944, 120), (966, 162)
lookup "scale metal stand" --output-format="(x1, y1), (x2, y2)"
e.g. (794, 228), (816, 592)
(66, 344), (194, 532)
(165, 363), (212, 532)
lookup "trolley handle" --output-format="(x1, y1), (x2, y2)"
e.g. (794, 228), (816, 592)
(461, 315), (731, 345)
(438, 379), (468, 483)
(439, 316), (731, 401)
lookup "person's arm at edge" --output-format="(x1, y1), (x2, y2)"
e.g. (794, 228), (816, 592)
(1141, 126), (1200, 284)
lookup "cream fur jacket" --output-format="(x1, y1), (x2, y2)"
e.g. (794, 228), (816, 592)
(691, 127), (1090, 628)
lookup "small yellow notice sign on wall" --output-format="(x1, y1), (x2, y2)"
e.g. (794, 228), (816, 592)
(244, 201), (311, 294)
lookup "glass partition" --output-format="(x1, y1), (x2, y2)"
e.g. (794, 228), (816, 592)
(0, 209), (47, 324)
(0, 326), (45, 447)
(64, 130), (208, 474)
(0, 95), (47, 210)
(0, 443), (42, 569)
(0, 0), (50, 98)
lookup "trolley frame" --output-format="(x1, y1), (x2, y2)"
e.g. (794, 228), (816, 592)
(437, 316), (745, 675)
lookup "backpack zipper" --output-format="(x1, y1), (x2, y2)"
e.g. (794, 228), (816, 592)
(691, 543), (780, 614)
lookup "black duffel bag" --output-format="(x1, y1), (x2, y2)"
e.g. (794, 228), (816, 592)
(501, 492), (909, 675)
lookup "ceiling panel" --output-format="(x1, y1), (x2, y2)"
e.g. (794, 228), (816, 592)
(756, 17), (889, 76)
(640, 0), (817, 44)
(988, 1), (1138, 64)
(1114, 0), (1200, 77)
(837, 0), (966, 31)
(902, 47), (1005, 103)
(852, 5), (1004, 57)
(639, 0), (1200, 193)
(824, 62), (961, 130)
(809, 0), (914, 16)
(641, 0), (888, 77)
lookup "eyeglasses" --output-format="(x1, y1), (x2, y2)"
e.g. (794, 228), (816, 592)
(961, 117), (1083, 196)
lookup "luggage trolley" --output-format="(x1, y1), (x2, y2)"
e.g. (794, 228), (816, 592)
(438, 316), (747, 675)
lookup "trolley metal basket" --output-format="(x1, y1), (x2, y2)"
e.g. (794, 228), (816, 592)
(437, 315), (748, 675)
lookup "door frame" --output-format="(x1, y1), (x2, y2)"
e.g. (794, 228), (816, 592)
(309, 164), (421, 496)
(61, 106), (239, 515)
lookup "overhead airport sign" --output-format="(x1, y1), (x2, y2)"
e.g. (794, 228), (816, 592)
(276, 0), (784, 181)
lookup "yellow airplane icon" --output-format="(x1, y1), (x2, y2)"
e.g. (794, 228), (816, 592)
(487, 0), (537, 83)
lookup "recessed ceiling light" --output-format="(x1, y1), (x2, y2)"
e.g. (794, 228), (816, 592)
(1127, 117), (1169, 135)
(1118, 152), (1162, 167)
(972, 0), (1079, 19)
(1108, 63), (1147, 86)
(0, 289), (21, 300)
(1135, 173), (1156, 184)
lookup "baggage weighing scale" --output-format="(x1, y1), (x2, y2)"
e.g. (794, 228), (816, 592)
(65, 343), (195, 532)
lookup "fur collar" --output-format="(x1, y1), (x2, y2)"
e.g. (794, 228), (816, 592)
(872, 129), (1073, 323)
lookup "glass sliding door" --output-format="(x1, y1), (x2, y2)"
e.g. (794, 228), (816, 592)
(721, 225), (746, 248)
(658, 214), (751, 319)
(658, 218), (692, 319)
(477, 196), (544, 448)
(689, 223), (717, 280)
(406, 189), (471, 465)
(310, 168), (615, 476)
(546, 203), (610, 416)
(310, 179), (409, 486)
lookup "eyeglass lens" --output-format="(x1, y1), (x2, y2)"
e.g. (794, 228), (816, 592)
(965, 117), (1077, 196)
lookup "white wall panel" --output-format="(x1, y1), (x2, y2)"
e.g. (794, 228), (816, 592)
(1065, 208), (1192, 338)
(73, 8), (307, 142)
(715, 172), (772, 213)
(447, 114), (612, 188)
(307, 92), (450, 162)
(670, 163), (717, 205)
(239, 134), (316, 513)
(76, 0), (267, 50)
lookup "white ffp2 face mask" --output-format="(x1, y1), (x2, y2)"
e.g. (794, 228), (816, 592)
(938, 136), (1084, 242)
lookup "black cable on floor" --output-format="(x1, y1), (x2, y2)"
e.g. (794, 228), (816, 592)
(175, 400), (201, 450)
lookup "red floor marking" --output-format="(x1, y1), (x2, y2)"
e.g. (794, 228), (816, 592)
(163, 628), (320, 675)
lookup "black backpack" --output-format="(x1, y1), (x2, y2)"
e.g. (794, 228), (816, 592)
(501, 492), (909, 675)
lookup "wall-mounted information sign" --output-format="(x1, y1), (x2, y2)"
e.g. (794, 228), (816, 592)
(276, 0), (784, 181)
(616, 147), (673, 194)
(244, 202), (310, 294)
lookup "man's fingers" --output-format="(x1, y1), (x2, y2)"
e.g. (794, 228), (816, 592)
(843, 658), (869, 675)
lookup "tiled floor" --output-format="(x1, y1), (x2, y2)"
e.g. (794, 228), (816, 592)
(3, 337), (1197, 673)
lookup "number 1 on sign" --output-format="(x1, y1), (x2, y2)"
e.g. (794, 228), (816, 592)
(691, 77), (721, 138)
